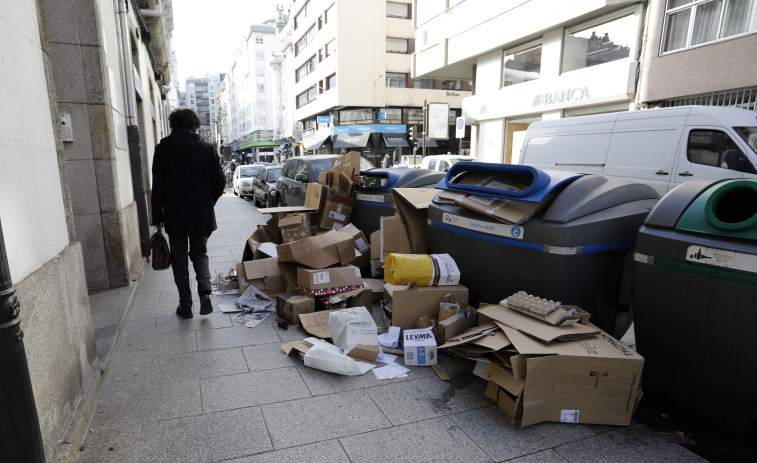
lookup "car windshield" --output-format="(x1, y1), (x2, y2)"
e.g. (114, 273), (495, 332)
(735, 127), (757, 155)
(309, 159), (336, 179)
(449, 157), (477, 165)
(267, 168), (282, 182)
(239, 166), (262, 177)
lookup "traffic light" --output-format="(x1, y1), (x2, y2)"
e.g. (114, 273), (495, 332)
(408, 126), (417, 145)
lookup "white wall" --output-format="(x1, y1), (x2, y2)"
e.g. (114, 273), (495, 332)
(0, 2), (69, 282)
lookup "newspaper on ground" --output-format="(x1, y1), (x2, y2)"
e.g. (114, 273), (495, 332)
(235, 285), (276, 312)
(232, 313), (269, 328)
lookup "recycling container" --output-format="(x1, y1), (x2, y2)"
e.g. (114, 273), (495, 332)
(428, 162), (660, 338)
(351, 168), (445, 235)
(632, 178), (757, 437)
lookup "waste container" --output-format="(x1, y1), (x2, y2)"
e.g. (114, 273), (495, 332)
(351, 168), (444, 235)
(428, 162), (660, 337)
(632, 178), (757, 437)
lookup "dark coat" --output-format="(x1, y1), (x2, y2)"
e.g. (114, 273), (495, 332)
(151, 129), (226, 235)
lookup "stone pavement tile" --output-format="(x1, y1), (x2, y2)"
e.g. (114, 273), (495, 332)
(211, 254), (241, 264)
(553, 424), (706, 463)
(508, 449), (570, 463)
(365, 375), (490, 426)
(133, 292), (161, 306)
(225, 440), (350, 463)
(89, 379), (202, 429)
(242, 342), (302, 371)
(449, 405), (606, 462)
(155, 312), (233, 334)
(128, 302), (179, 320)
(136, 407), (272, 463)
(196, 323), (280, 350)
(100, 355), (154, 392)
(206, 248), (233, 257)
(111, 330), (197, 360)
(77, 422), (141, 463)
(262, 389), (391, 449)
(339, 416), (491, 463)
(137, 280), (179, 294)
(150, 347), (249, 383)
(295, 363), (412, 397)
(119, 318), (157, 338)
(200, 367), (311, 413)
(272, 323), (309, 342)
(159, 290), (181, 304)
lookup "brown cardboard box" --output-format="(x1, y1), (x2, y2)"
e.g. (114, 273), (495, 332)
(276, 293), (315, 324)
(297, 265), (363, 295)
(391, 188), (439, 253)
(362, 278), (385, 301)
(319, 195), (358, 230)
(279, 214), (311, 243)
(240, 258), (287, 296)
(331, 151), (361, 190)
(382, 283), (468, 330)
(370, 231), (381, 259)
(298, 308), (343, 338)
(369, 259), (384, 278)
(237, 262), (250, 294)
(379, 216), (411, 262)
(339, 224), (370, 269)
(276, 230), (355, 269)
(321, 287), (373, 310)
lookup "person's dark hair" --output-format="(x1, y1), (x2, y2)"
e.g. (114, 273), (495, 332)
(168, 108), (201, 131)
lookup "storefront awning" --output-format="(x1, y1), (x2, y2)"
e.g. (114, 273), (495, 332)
(238, 141), (278, 149)
(382, 133), (409, 148)
(423, 139), (439, 148)
(332, 133), (370, 149)
(304, 136), (330, 150)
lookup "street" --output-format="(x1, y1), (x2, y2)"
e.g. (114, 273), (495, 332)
(78, 190), (706, 463)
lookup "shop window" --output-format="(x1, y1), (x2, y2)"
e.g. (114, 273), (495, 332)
(442, 80), (462, 90)
(407, 108), (423, 124)
(503, 41), (542, 87)
(386, 73), (407, 88)
(340, 108), (372, 124)
(663, 0), (755, 52)
(379, 108), (402, 123)
(414, 78), (434, 89)
(562, 11), (635, 73)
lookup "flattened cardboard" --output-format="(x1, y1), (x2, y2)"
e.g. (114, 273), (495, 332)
(383, 283), (469, 330)
(362, 278), (385, 301)
(435, 190), (540, 225)
(370, 231), (381, 259)
(282, 339), (311, 356)
(320, 195), (358, 230)
(347, 344), (379, 364)
(276, 293), (315, 324)
(391, 188), (439, 254)
(297, 265), (363, 294)
(258, 205), (318, 214)
(276, 230), (356, 269)
(480, 305), (599, 344)
(298, 308), (343, 338)
(331, 151), (361, 190)
(437, 310), (478, 341)
(379, 216), (411, 262)
(242, 258), (287, 295)
(438, 323), (499, 349)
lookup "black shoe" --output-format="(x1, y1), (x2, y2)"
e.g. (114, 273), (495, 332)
(200, 295), (213, 315)
(176, 304), (193, 319)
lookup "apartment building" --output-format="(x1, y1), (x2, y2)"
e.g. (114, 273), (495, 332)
(272, 3), (298, 161)
(224, 22), (278, 163)
(290, 0), (470, 167)
(638, 0), (757, 110)
(413, 0), (647, 164)
(185, 74), (221, 143)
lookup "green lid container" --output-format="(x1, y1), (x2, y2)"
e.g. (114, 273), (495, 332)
(676, 179), (757, 240)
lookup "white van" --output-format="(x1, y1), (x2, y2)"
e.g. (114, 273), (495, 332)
(519, 106), (757, 195)
(420, 154), (478, 172)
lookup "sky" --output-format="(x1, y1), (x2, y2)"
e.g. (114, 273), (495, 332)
(172, 0), (281, 90)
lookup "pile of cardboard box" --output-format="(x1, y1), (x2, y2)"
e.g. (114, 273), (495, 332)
(224, 151), (643, 428)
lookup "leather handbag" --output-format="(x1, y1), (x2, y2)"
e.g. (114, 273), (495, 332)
(148, 226), (171, 270)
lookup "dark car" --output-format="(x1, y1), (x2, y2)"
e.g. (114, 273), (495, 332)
(275, 155), (375, 206)
(252, 165), (282, 208)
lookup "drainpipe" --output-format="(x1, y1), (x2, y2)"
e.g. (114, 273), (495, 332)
(0, 220), (45, 462)
(118, 0), (151, 257)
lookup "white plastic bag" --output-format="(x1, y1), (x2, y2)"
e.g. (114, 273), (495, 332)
(303, 338), (375, 376)
(328, 307), (381, 357)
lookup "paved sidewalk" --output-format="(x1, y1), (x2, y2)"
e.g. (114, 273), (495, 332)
(77, 191), (705, 463)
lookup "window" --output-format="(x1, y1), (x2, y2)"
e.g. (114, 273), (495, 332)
(296, 56), (316, 82)
(663, 0), (755, 52)
(325, 40), (335, 57)
(325, 3), (333, 23)
(326, 73), (336, 90)
(735, 126), (757, 154)
(427, 159), (438, 170)
(407, 108), (423, 124)
(295, 26), (315, 56)
(414, 78), (434, 89)
(293, 160), (309, 181)
(562, 12), (634, 73)
(294, 1), (308, 29)
(256, 51), (264, 61)
(503, 42), (542, 87)
(340, 108), (372, 124)
(386, 73), (407, 88)
(379, 108), (402, 123)
(386, 37), (409, 53)
(687, 129), (749, 171)
(255, 35), (263, 44)
(442, 80), (462, 90)
(387, 2), (409, 18)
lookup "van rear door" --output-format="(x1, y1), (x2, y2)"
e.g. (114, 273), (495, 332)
(671, 127), (746, 190)
(603, 110), (687, 196)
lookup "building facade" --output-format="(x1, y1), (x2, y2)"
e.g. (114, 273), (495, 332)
(290, 0), (470, 167)
(185, 74), (221, 143)
(223, 23), (279, 163)
(272, 3), (298, 161)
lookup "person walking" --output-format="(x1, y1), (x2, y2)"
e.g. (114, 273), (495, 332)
(151, 109), (226, 318)
(382, 154), (391, 168)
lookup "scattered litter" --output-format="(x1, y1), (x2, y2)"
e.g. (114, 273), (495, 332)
(373, 363), (409, 380)
(378, 326), (400, 348)
(232, 313), (268, 328)
(303, 337), (376, 376)
(235, 285), (276, 312)
(432, 364), (450, 381)
(375, 351), (397, 364)
(211, 288), (240, 297)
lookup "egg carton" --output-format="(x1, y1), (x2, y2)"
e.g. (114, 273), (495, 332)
(503, 291), (561, 315)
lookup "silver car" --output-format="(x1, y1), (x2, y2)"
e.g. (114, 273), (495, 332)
(232, 164), (264, 199)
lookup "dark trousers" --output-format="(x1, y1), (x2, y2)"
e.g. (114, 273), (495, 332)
(169, 232), (212, 306)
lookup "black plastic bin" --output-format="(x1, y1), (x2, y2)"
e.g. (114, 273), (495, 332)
(351, 168), (444, 235)
(427, 162), (659, 337)
(632, 178), (757, 437)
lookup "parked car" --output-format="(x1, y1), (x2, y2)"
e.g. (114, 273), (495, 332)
(252, 165), (282, 208)
(232, 164), (264, 199)
(420, 154), (478, 172)
(275, 155), (375, 206)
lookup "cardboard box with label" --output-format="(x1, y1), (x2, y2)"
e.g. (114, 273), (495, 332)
(382, 283), (468, 330)
(237, 257), (287, 296)
(403, 328), (438, 366)
(339, 224), (370, 269)
(277, 230), (356, 269)
(297, 265), (364, 296)
(279, 214), (311, 243)
(320, 195), (358, 230)
(276, 293), (315, 324)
